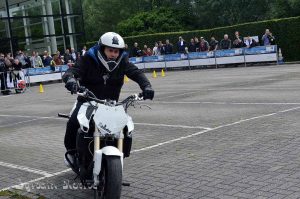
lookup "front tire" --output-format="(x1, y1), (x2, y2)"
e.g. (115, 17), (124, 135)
(95, 156), (122, 199)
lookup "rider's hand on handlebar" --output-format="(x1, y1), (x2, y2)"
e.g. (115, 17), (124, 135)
(65, 78), (79, 94)
(142, 86), (154, 100)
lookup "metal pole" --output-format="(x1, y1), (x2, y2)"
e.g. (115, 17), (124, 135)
(5, 0), (14, 56)
(214, 51), (217, 69)
(59, 0), (67, 50)
(79, 0), (86, 47)
(243, 47), (247, 67)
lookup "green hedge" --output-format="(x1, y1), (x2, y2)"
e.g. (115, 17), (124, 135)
(87, 16), (300, 62)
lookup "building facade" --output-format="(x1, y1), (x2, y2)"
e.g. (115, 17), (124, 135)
(0, 0), (85, 55)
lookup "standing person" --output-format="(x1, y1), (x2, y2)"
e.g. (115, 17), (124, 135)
(177, 36), (187, 53)
(188, 38), (197, 52)
(219, 34), (232, 50)
(0, 53), (9, 95)
(42, 51), (53, 66)
(62, 32), (154, 163)
(81, 46), (87, 56)
(199, 37), (209, 52)
(158, 41), (165, 55)
(30, 51), (44, 68)
(232, 31), (245, 48)
(64, 49), (74, 64)
(12, 58), (23, 84)
(244, 36), (257, 48)
(152, 42), (160, 55)
(209, 36), (218, 51)
(262, 29), (275, 46)
(130, 42), (142, 57)
(164, 39), (173, 54)
(71, 48), (77, 62)
(142, 45), (148, 56)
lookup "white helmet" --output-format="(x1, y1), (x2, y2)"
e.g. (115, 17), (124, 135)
(97, 32), (125, 72)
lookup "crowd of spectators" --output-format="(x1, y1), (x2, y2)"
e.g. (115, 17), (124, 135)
(0, 46), (87, 95)
(0, 29), (276, 95)
(127, 29), (276, 58)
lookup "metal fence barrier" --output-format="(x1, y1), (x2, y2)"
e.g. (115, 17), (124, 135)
(1, 45), (279, 91)
(129, 45), (278, 70)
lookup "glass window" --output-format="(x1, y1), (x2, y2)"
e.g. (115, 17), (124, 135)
(2, 0), (84, 55)
(0, 19), (8, 38)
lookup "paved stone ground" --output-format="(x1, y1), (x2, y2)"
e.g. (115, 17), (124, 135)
(1, 64), (300, 198)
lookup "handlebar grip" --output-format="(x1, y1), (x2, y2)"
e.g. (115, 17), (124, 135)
(58, 113), (70, 118)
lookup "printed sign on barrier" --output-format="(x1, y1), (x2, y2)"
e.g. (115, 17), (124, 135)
(164, 54), (182, 61)
(129, 57), (143, 64)
(27, 65), (67, 76)
(143, 55), (164, 63)
(188, 51), (214, 59)
(244, 45), (276, 55)
(60, 65), (69, 72)
(215, 49), (243, 57)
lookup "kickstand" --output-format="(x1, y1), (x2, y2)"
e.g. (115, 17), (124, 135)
(122, 182), (130, 186)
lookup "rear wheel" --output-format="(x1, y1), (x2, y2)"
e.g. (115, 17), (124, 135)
(95, 156), (122, 199)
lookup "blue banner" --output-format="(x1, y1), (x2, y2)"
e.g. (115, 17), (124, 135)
(143, 55), (164, 62)
(60, 65), (69, 72)
(27, 65), (68, 76)
(188, 51), (214, 59)
(244, 45), (276, 55)
(129, 57), (143, 64)
(215, 49), (244, 57)
(164, 54), (182, 61)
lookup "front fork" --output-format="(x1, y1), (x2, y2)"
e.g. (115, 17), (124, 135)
(93, 130), (124, 152)
(93, 128), (124, 187)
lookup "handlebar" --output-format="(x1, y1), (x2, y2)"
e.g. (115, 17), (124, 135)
(77, 87), (143, 106)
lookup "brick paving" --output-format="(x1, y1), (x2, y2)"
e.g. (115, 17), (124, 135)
(1, 64), (300, 198)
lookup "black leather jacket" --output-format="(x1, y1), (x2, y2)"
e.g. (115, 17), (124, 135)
(62, 45), (151, 101)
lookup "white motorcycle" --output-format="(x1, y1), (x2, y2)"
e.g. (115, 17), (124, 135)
(59, 88), (145, 199)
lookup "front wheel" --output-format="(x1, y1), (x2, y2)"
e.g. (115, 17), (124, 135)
(95, 156), (122, 199)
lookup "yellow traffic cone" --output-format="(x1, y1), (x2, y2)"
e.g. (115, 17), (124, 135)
(39, 84), (44, 93)
(124, 75), (129, 83)
(161, 69), (165, 77)
(152, 70), (157, 78)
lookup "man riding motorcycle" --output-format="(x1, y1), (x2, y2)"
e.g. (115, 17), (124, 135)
(62, 32), (154, 165)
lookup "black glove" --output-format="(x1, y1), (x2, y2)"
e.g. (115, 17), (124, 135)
(142, 86), (154, 100)
(65, 78), (78, 94)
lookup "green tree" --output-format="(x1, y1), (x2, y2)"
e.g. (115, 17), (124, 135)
(82, 0), (300, 40)
(116, 7), (186, 36)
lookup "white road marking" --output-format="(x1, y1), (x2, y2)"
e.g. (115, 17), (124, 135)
(1, 106), (300, 192)
(157, 91), (201, 99)
(0, 169), (71, 191)
(132, 106), (300, 153)
(0, 95), (13, 98)
(0, 161), (52, 177)
(0, 118), (40, 128)
(135, 122), (212, 130)
(132, 128), (211, 153)
(0, 114), (212, 130)
(156, 101), (300, 105)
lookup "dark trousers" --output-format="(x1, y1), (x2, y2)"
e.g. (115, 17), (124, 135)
(64, 101), (83, 151)
(0, 72), (8, 92)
